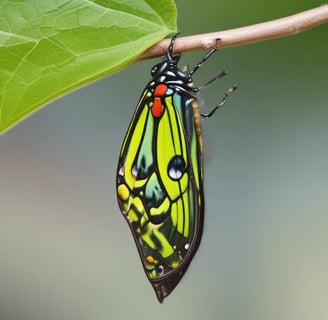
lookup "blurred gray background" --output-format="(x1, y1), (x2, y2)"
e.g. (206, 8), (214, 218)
(1, 1), (327, 319)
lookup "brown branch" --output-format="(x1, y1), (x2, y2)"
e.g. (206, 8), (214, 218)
(140, 4), (328, 60)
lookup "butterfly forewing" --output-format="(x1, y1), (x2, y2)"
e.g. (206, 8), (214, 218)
(116, 47), (204, 302)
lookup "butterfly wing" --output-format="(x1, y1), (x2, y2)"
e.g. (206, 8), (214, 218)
(116, 84), (204, 302)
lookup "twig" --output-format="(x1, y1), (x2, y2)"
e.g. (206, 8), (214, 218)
(140, 4), (328, 60)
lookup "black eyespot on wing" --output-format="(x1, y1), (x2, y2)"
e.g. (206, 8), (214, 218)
(167, 156), (186, 180)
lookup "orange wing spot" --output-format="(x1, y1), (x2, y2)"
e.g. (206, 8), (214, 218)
(151, 83), (168, 118)
(154, 83), (167, 97)
(146, 255), (155, 264)
(151, 97), (164, 117)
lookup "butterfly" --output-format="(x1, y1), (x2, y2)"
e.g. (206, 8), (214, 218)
(116, 33), (236, 302)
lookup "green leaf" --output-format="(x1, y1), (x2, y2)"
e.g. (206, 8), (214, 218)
(0, 0), (177, 133)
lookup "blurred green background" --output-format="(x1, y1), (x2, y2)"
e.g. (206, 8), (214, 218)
(1, 1), (327, 319)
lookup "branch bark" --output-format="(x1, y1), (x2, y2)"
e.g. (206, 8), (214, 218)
(140, 4), (328, 60)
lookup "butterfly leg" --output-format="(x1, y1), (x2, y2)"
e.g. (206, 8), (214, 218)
(198, 70), (227, 91)
(201, 85), (237, 118)
(167, 32), (181, 57)
(189, 39), (220, 76)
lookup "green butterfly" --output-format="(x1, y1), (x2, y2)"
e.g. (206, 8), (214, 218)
(117, 34), (236, 302)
